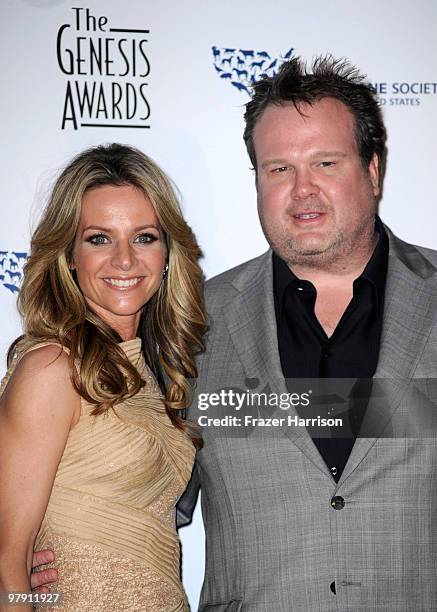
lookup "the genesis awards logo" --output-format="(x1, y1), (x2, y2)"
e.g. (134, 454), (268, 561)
(0, 251), (27, 295)
(57, 7), (151, 130)
(212, 46), (294, 95)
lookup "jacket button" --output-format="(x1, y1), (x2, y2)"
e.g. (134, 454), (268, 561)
(331, 495), (345, 510)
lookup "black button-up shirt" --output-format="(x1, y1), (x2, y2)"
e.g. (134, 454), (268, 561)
(273, 217), (389, 481)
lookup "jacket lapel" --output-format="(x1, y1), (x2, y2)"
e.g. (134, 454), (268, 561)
(223, 250), (333, 478)
(223, 250), (283, 387)
(339, 228), (437, 484)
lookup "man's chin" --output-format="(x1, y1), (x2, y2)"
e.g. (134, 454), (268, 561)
(274, 237), (340, 267)
(284, 238), (333, 257)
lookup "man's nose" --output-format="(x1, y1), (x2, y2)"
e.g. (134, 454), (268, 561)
(291, 168), (320, 199)
(111, 241), (136, 270)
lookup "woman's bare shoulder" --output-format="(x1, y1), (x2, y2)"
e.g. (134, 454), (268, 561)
(1, 343), (80, 424)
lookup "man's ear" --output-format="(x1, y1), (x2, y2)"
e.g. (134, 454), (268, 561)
(368, 153), (380, 197)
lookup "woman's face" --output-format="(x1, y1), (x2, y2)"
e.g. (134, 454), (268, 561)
(71, 184), (166, 340)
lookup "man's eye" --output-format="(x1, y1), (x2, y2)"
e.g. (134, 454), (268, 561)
(272, 166), (288, 173)
(87, 233), (109, 245)
(318, 161), (335, 168)
(135, 233), (158, 244)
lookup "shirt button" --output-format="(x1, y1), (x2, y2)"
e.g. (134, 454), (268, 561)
(331, 495), (345, 510)
(330, 581), (336, 594)
(330, 466), (338, 477)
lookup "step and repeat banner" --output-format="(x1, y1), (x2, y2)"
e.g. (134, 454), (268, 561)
(2, 0), (437, 607)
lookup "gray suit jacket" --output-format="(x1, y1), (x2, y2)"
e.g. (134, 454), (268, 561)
(178, 226), (437, 611)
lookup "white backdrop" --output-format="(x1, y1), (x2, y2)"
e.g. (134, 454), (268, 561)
(2, 0), (437, 607)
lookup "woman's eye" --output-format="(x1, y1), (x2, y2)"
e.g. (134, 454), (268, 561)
(135, 233), (158, 244)
(87, 233), (109, 245)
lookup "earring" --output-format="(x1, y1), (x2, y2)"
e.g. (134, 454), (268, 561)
(162, 263), (169, 278)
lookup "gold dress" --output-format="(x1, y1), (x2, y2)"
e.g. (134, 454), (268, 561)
(3, 338), (195, 612)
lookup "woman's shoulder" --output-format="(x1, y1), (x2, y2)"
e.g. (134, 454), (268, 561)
(1, 338), (79, 424)
(6, 339), (70, 379)
(16, 341), (69, 370)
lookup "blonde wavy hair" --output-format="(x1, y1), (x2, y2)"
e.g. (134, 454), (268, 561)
(10, 144), (206, 447)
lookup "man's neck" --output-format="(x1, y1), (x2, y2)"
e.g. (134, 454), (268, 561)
(288, 232), (379, 290)
(288, 232), (380, 337)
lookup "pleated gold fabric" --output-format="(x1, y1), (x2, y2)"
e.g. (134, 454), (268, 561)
(3, 338), (195, 611)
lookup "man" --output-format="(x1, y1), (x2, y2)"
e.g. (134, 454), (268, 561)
(33, 57), (437, 610)
(176, 56), (437, 611)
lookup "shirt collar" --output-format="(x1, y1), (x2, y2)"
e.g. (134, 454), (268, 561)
(273, 215), (389, 316)
(359, 215), (388, 298)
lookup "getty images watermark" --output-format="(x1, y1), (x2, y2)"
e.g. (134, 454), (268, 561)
(196, 388), (343, 429)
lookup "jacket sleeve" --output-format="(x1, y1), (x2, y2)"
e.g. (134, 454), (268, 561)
(176, 459), (201, 528)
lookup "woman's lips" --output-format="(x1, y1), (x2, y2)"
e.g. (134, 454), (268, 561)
(103, 276), (145, 291)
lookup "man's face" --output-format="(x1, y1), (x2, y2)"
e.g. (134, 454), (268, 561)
(253, 97), (380, 268)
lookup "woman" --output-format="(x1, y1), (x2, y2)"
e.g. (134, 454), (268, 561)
(0, 144), (206, 611)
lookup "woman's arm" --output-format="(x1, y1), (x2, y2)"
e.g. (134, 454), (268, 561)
(0, 346), (80, 612)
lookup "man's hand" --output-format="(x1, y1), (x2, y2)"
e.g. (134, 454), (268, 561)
(30, 550), (58, 593)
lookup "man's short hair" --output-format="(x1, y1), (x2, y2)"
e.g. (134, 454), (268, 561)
(244, 55), (386, 177)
